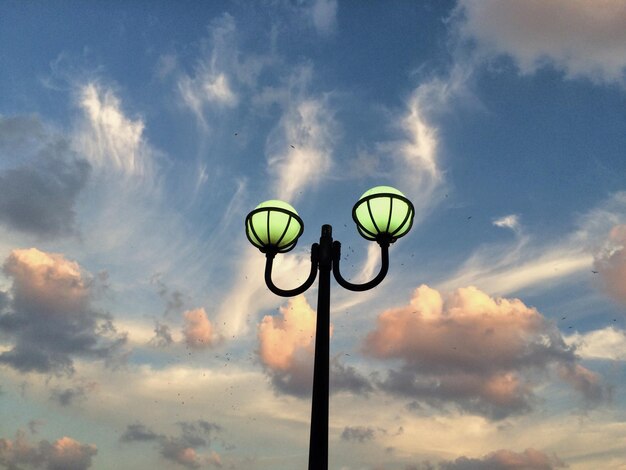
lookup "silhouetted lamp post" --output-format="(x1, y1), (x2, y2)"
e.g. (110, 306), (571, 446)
(245, 186), (414, 470)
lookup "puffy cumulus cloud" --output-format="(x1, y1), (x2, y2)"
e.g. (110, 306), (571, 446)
(258, 295), (317, 396)
(0, 248), (127, 374)
(44, 436), (98, 470)
(266, 97), (336, 203)
(565, 327), (626, 361)
(0, 115), (90, 238)
(182, 308), (215, 349)
(0, 431), (97, 470)
(434, 447), (566, 470)
(594, 224), (626, 305)
(455, 0), (626, 85)
(258, 295), (371, 397)
(74, 83), (154, 178)
(363, 285), (608, 419)
(120, 420), (222, 469)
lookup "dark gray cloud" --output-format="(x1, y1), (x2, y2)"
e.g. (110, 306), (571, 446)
(120, 424), (163, 443)
(28, 420), (45, 435)
(0, 115), (90, 238)
(149, 321), (174, 347)
(364, 285), (609, 420)
(151, 274), (186, 316)
(0, 430), (97, 470)
(0, 248), (127, 375)
(330, 356), (374, 396)
(340, 426), (376, 443)
(50, 384), (93, 407)
(120, 421), (223, 468)
(267, 355), (374, 398)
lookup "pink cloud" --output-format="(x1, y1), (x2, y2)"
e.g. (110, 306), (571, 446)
(363, 284), (607, 418)
(182, 308), (214, 349)
(595, 224), (626, 305)
(257, 295), (317, 396)
(257, 296), (370, 397)
(4, 248), (89, 316)
(436, 447), (566, 469)
(0, 431), (97, 470)
(258, 295), (316, 371)
(0, 248), (126, 374)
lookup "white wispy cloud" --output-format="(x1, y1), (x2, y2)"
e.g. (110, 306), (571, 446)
(74, 83), (155, 179)
(439, 192), (626, 298)
(266, 97), (336, 203)
(176, 14), (240, 128)
(438, 232), (593, 296)
(376, 66), (472, 223)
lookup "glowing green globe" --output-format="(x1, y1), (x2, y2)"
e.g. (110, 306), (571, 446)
(352, 186), (414, 243)
(245, 200), (304, 253)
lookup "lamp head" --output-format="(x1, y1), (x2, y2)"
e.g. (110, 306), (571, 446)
(352, 186), (415, 245)
(245, 200), (304, 254)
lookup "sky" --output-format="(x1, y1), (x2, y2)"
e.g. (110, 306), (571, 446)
(0, 1), (626, 469)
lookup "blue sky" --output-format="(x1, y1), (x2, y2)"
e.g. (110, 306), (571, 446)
(1, 1), (626, 469)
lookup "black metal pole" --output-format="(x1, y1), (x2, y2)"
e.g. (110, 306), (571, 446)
(308, 224), (332, 470)
(261, 222), (391, 468)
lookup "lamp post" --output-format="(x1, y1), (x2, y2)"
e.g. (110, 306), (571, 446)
(245, 186), (415, 470)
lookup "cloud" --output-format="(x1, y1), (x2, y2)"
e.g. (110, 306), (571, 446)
(50, 383), (95, 407)
(376, 69), (468, 222)
(329, 356), (374, 396)
(434, 447), (567, 470)
(565, 327), (626, 361)
(120, 421), (222, 469)
(0, 431), (97, 470)
(594, 224), (626, 305)
(152, 274), (186, 316)
(120, 423), (162, 443)
(74, 83), (154, 178)
(493, 215), (521, 233)
(149, 321), (174, 348)
(440, 192), (626, 297)
(266, 96), (336, 203)
(556, 363), (608, 406)
(182, 308), (215, 349)
(455, 0), (626, 85)
(438, 235), (593, 296)
(258, 295), (317, 396)
(257, 295), (371, 397)
(310, 0), (338, 36)
(0, 248), (127, 374)
(363, 284), (608, 419)
(177, 13), (239, 127)
(341, 426), (376, 443)
(0, 115), (90, 238)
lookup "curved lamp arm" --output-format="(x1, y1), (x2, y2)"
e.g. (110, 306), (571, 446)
(332, 240), (389, 292)
(264, 244), (320, 297)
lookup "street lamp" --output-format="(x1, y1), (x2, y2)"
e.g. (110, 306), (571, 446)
(245, 186), (414, 470)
